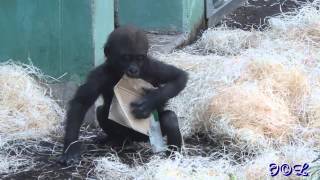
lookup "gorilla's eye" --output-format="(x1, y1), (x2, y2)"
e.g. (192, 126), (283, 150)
(137, 55), (145, 61)
(122, 55), (131, 61)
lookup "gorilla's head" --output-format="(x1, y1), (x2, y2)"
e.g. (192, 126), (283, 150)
(104, 26), (149, 78)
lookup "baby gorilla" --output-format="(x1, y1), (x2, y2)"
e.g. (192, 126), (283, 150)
(60, 26), (188, 165)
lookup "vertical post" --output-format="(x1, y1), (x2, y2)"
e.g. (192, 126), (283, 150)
(213, 0), (225, 8)
(92, 0), (114, 66)
(114, 0), (120, 28)
(92, 0), (115, 126)
(206, 0), (246, 27)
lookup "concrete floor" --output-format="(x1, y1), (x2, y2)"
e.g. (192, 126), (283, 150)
(147, 32), (187, 54)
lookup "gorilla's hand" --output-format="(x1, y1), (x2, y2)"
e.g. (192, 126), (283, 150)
(131, 96), (155, 119)
(141, 87), (153, 95)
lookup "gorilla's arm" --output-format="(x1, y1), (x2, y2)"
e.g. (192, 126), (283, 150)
(60, 64), (111, 164)
(131, 59), (188, 118)
(147, 59), (188, 103)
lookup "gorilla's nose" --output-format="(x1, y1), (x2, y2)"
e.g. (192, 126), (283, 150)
(129, 68), (138, 74)
(126, 66), (139, 77)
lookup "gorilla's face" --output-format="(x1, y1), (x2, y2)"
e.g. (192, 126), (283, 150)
(104, 26), (149, 78)
(123, 54), (147, 78)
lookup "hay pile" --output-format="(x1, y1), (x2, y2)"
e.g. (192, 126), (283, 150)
(238, 145), (319, 180)
(95, 146), (320, 180)
(95, 154), (235, 180)
(269, 1), (320, 46)
(157, 0), (320, 150)
(95, 0), (320, 179)
(0, 61), (64, 175)
(0, 153), (33, 175)
(95, 154), (133, 180)
(0, 154), (10, 174)
(132, 154), (233, 180)
(188, 27), (261, 55)
(0, 61), (64, 140)
(210, 83), (297, 146)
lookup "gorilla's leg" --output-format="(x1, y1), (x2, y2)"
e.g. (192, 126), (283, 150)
(159, 110), (182, 152)
(96, 105), (148, 143)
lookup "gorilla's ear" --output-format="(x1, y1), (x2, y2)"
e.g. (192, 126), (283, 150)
(104, 43), (110, 57)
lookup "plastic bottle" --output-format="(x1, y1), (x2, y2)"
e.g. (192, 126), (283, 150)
(149, 111), (166, 153)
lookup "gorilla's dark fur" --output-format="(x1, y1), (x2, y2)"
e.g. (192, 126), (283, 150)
(60, 26), (188, 165)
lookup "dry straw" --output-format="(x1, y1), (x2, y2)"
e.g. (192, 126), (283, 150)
(92, 1), (320, 179)
(0, 60), (64, 175)
(237, 145), (319, 180)
(0, 61), (64, 140)
(154, 0), (320, 151)
(0, 0), (313, 178)
(210, 83), (297, 147)
(95, 153), (236, 180)
(95, 145), (319, 180)
(192, 27), (261, 55)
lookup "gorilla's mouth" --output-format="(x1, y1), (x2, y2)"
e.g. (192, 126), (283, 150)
(125, 71), (140, 78)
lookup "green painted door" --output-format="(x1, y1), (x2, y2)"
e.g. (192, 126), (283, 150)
(118, 0), (183, 32)
(0, 0), (97, 81)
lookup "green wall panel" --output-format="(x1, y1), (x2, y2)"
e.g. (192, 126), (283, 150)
(0, 0), (61, 72)
(60, 0), (93, 82)
(93, 0), (114, 66)
(118, 0), (204, 33)
(0, 0), (94, 82)
(183, 0), (205, 32)
(118, 0), (183, 32)
(0, 0), (205, 81)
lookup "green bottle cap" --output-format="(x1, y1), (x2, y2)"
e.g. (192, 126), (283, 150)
(151, 111), (159, 121)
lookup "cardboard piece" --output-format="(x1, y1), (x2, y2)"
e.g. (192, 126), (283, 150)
(108, 76), (156, 136)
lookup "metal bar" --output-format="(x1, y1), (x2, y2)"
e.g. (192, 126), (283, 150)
(206, 0), (247, 27)
(114, 0), (120, 28)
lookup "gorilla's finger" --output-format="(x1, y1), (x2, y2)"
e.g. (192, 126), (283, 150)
(141, 87), (153, 95)
(130, 101), (141, 108)
(131, 106), (150, 119)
